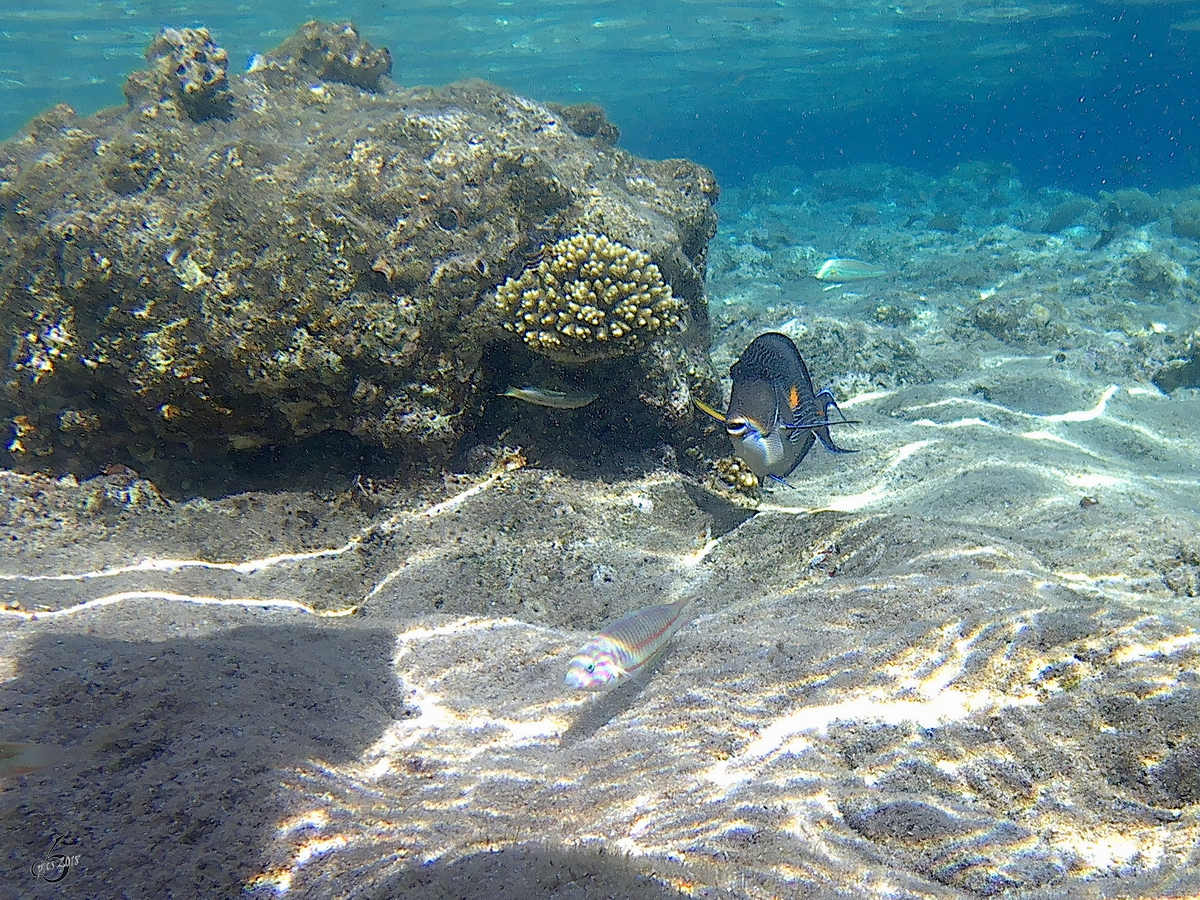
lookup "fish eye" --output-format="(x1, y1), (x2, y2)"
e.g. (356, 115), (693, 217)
(585, 663), (595, 674)
(726, 419), (750, 436)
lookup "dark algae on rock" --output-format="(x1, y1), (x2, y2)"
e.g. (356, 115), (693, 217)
(0, 21), (718, 480)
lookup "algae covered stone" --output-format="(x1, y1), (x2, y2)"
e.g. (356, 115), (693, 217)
(0, 21), (718, 479)
(269, 21), (392, 91)
(123, 26), (234, 122)
(1171, 199), (1200, 241)
(496, 233), (683, 362)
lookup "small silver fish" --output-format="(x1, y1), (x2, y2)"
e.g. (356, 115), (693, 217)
(564, 598), (692, 690)
(500, 386), (599, 409)
(813, 258), (891, 283)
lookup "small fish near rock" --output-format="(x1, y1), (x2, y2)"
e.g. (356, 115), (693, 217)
(499, 385), (599, 409)
(696, 332), (857, 486)
(564, 598), (693, 690)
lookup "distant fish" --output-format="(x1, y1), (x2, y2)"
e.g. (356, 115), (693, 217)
(697, 332), (856, 485)
(813, 258), (891, 285)
(564, 598), (692, 690)
(0, 742), (62, 780)
(500, 385), (599, 409)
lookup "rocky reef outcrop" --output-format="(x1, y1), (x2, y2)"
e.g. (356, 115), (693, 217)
(0, 22), (718, 477)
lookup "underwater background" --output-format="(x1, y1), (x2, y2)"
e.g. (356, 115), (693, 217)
(2, 0), (1199, 192)
(4, 3), (1200, 900)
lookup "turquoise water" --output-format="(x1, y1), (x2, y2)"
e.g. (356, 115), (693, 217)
(3, 0), (1199, 191)
(6, 4), (1200, 898)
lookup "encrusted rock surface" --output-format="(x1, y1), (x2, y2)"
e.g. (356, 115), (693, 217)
(0, 21), (718, 478)
(123, 26), (235, 123)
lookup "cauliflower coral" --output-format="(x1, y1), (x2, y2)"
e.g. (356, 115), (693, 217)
(495, 233), (683, 361)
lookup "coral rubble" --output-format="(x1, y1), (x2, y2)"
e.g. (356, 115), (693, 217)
(0, 21), (719, 479)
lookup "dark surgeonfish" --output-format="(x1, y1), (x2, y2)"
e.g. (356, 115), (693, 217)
(696, 332), (856, 484)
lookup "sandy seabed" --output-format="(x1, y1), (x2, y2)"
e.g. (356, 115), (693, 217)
(4, 168), (1200, 899)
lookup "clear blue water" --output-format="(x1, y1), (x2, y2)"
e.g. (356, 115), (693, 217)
(6, 5), (1200, 897)
(2, 0), (1197, 193)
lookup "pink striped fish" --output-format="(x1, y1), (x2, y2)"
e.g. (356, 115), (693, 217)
(564, 598), (692, 690)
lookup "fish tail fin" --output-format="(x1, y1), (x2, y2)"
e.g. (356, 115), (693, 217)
(814, 389), (856, 454)
(781, 389), (858, 452)
(816, 388), (853, 423)
(815, 424), (854, 454)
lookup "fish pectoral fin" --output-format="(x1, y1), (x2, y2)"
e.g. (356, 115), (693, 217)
(629, 643), (675, 683)
(611, 663), (633, 683)
(692, 397), (727, 424)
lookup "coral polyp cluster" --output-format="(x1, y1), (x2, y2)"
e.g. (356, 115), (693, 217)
(496, 233), (683, 360)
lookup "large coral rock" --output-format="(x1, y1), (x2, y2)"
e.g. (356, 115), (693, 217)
(0, 22), (718, 474)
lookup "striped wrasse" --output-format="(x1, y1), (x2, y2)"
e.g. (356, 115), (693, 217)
(564, 598), (692, 690)
(813, 258), (890, 284)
